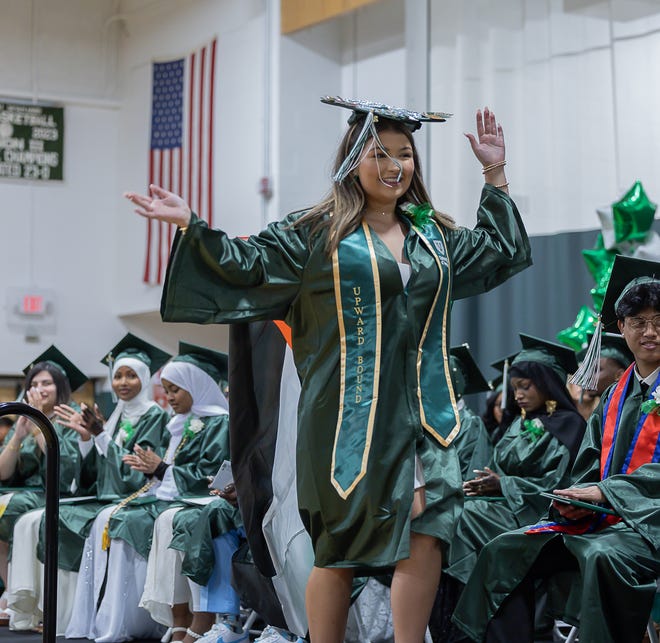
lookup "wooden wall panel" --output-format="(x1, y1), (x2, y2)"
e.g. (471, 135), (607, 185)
(281, 0), (382, 34)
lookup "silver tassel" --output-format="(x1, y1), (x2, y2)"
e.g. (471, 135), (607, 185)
(569, 317), (602, 391)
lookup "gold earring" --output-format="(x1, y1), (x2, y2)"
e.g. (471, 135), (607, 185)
(520, 408), (526, 419)
(545, 400), (557, 416)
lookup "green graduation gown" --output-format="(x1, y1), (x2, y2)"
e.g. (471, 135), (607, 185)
(452, 402), (493, 481)
(169, 497), (243, 586)
(453, 376), (660, 643)
(446, 409), (583, 584)
(107, 414), (230, 560)
(160, 184), (531, 569)
(0, 414), (84, 543)
(36, 404), (170, 571)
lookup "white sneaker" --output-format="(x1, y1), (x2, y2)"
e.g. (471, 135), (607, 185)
(254, 625), (305, 642)
(196, 620), (249, 643)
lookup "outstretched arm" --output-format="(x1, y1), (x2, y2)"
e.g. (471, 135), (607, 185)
(124, 184), (192, 229)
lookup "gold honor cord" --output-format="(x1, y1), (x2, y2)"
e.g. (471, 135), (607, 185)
(101, 431), (193, 551)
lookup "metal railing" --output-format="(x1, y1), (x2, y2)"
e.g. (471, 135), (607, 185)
(0, 402), (59, 643)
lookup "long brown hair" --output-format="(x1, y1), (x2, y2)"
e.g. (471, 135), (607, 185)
(293, 116), (456, 255)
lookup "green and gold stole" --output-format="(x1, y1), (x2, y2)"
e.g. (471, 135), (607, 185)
(330, 219), (459, 498)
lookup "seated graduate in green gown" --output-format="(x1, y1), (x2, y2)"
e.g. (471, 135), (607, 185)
(435, 335), (585, 641)
(448, 344), (494, 480)
(445, 334), (586, 587)
(0, 346), (88, 592)
(453, 255), (660, 643)
(3, 334), (172, 634)
(66, 342), (231, 643)
(125, 97), (532, 642)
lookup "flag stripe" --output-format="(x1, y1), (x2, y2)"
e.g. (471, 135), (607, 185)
(144, 39), (216, 284)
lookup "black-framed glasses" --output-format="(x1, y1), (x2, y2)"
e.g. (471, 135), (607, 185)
(625, 315), (660, 332)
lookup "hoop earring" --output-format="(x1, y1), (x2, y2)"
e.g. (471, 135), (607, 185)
(545, 400), (557, 416)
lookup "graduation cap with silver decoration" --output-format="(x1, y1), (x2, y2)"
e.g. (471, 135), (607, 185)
(321, 96), (452, 183)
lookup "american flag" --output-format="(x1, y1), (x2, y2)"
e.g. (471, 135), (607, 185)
(144, 38), (217, 284)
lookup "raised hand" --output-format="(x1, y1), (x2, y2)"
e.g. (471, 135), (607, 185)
(80, 403), (105, 437)
(54, 403), (92, 441)
(124, 184), (192, 228)
(464, 107), (506, 168)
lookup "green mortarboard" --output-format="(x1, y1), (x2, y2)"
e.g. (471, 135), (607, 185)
(23, 345), (88, 392)
(601, 255), (660, 331)
(489, 351), (518, 409)
(101, 333), (172, 376)
(572, 255), (660, 389)
(490, 351), (519, 375)
(449, 344), (491, 396)
(514, 334), (578, 382)
(321, 96), (451, 183)
(489, 374), (504, 393)
(175, 341), (228, 384)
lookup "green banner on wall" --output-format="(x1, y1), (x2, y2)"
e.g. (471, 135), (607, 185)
(0, 102), (64, 181)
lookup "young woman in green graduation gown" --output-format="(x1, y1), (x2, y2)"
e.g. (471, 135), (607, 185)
(452, 260), (660, 643)
(125, 99), (532, 642)
(66, 348), (230, 643)
(4, 336), (171, 634)
(0, 347), (88, 594)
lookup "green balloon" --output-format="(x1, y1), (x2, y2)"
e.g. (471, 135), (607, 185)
(612, 181), (656, 245)
(556, 305), (598, 352)
(590, 259), (615, 313)
(582, 242), (617, 283)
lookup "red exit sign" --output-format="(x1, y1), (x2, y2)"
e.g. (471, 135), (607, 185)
(22, 294), (45, 315)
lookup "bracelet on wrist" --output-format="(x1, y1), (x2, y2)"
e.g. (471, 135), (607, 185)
(494, 182), (509, 190)
(482, 160), (506, 174)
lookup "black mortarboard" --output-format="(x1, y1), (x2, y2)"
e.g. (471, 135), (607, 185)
(101, 333), (172, 376)
(23, 345), (88, 392)
(514, 334), (578, 382)
(449, 344), (491, 396)
(587, 332), (633, 369)
(490, 351), (519, 375)
(600, 255), (660, 331)
(572, 255), (660, 389)
(175, 342), (228, 384)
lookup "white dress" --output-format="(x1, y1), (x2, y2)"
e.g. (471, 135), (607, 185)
(7, 508), (78, 635)
(139, 505), (202, 627)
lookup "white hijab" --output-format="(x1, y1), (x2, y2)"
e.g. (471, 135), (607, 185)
(104, 356), (157, 438)
(159, 360), (229, 441)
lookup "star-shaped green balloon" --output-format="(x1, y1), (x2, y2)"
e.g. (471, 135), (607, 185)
(590, 259), (615, 313)
(556, 305), (599, 352)
(582, 235), (617, 283)
(612, 180), (656, 245)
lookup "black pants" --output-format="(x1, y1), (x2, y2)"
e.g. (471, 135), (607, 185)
(485, 538), (579, 643)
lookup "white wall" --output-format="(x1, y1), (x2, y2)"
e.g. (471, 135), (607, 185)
(3, 0), (660, 380)
(0, 0), (124, 378)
